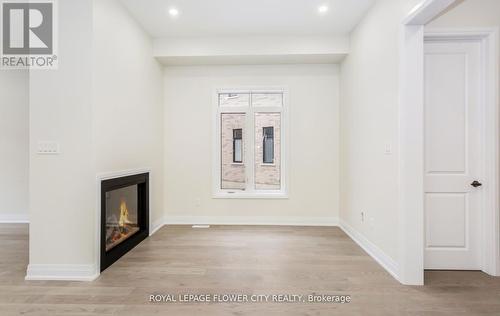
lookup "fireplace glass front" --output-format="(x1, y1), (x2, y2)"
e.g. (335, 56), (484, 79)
(105, 185), (140, 251)
(100, 172), (149, 272)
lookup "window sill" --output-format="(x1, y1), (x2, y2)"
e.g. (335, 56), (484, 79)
(260, 163), (276, 167)
(231, 162), (244, 166)
(213, 191), (288, 199)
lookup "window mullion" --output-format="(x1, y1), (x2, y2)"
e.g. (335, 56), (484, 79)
(246, 103), (255, 193)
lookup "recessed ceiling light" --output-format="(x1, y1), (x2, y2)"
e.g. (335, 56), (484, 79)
(318, 5), (329, 14)
(168, 8), (179, 17)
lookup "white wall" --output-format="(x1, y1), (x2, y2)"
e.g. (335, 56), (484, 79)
(0, 70), (29, 222)
(339, 0), (423, 262)
(164, 64), (340, 224)
(27, 0), (164, 279)
(154, 36), (349, 65)
(93, 0), (164, 227)
(29, 0), (95, 270)
(429, 0), (500, 29)
(154, 36), (349, 57)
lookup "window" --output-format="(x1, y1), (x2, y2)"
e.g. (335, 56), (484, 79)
(221, 113), (246, 190)
(262, 127), (274, 164)
(233, 129), (243, 163)
(215, 90), (287, 198)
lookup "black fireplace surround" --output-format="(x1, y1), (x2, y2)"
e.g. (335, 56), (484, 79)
(100, 173), (149, 272)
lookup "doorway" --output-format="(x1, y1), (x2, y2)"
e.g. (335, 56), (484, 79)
(399, 0), (499, 285)
(422, 30), (499, 274)
(424, 39), (483, 270)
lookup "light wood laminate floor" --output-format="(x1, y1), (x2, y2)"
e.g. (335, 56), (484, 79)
(1, 224), (499, 315)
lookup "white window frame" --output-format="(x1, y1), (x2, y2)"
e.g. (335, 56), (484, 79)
(213, 87), (289, 199)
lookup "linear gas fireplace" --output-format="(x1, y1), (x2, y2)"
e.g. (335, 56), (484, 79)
(100, 173), (149, 272)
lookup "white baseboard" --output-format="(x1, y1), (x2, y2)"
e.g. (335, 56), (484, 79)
(339, 219), (399, 281)
(150, 216), (165, 236)
(163, 216), (339, 227)
(25, 264), (98, 281)
(0, 213), (29, 223)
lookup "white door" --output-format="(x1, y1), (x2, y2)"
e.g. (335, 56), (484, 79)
(424, 40), (483, 270)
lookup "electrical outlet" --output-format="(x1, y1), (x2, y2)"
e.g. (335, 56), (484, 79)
(37, 141), (60, 155)
(195, 198), (201, 207)
(361, 211), (365, 223)
(384, 143), (393, 155)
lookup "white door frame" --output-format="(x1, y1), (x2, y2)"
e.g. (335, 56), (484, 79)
(399, 0), (499, 285)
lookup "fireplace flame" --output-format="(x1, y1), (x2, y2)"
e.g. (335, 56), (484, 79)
(118, 199), (132, 228)
(106, 198), (139, 252)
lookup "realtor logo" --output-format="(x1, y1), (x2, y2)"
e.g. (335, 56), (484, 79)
(1, 0), (57, 69)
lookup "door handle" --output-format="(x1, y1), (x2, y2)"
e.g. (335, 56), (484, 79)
(471, 180), (483, 188)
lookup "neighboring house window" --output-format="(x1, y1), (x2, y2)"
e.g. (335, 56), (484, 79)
(233, 129), (243, 163)
(263, 127), (274, 164)
(216, 90), (287, 197)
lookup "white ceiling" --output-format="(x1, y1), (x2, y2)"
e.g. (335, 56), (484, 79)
(119, 0), (375, 38)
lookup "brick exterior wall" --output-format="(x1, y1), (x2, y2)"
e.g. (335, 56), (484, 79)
(221, 113), (246, 189)
(254, 113), (281, 190)
(220, 112), (281, 190)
